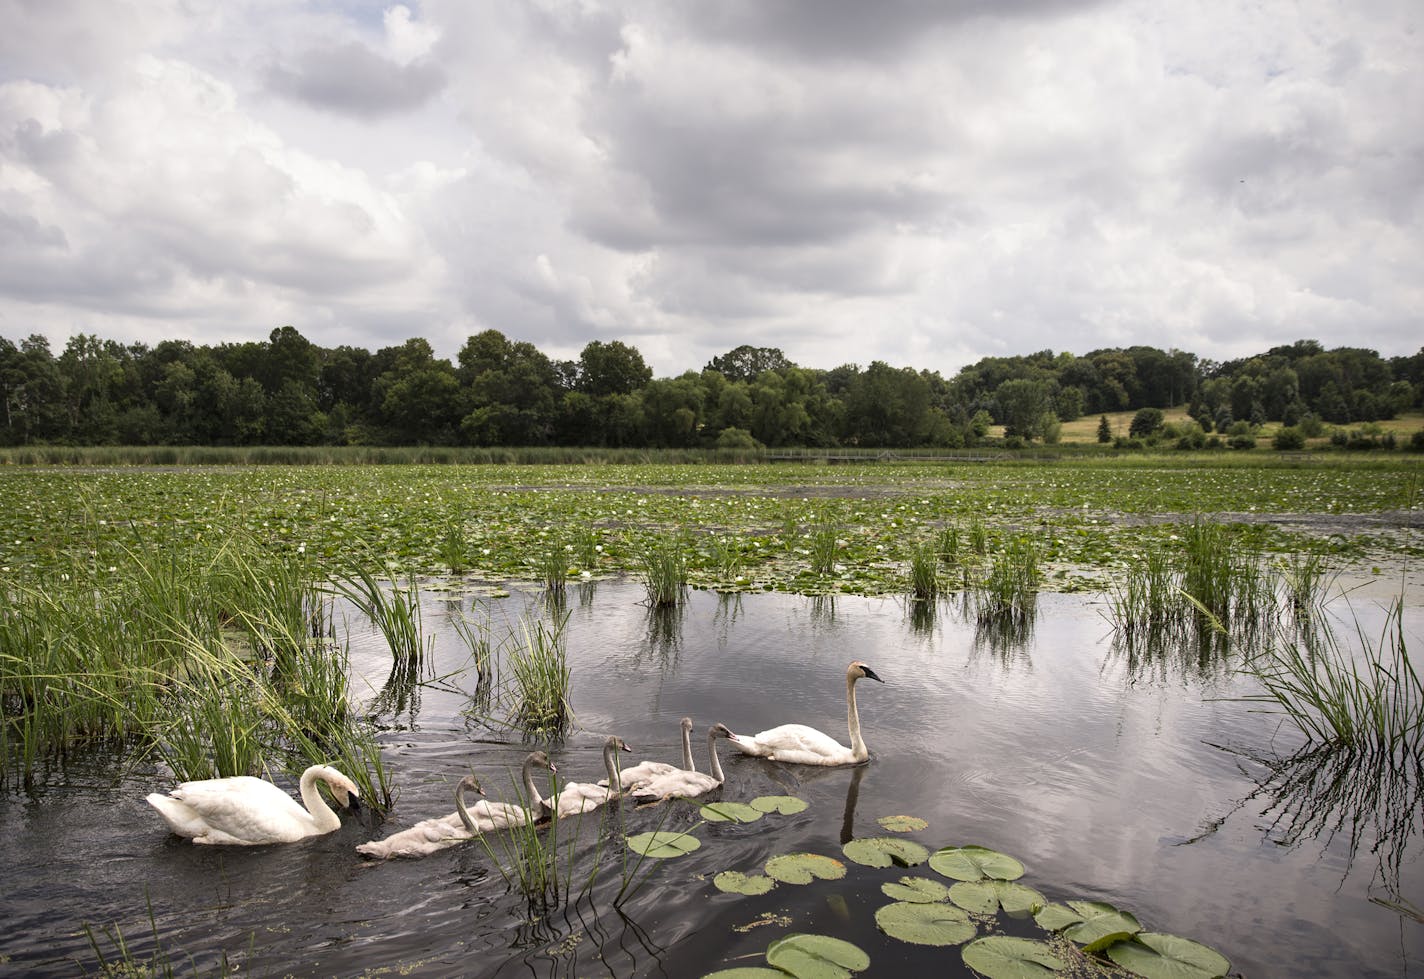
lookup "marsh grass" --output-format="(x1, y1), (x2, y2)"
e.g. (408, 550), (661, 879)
(507, 614), (572, 737)
(972, 536), (1039, 628)
(907, 540), (940, 602)
(83, 895), (240, 978)
(704, 536), (745, 583)
(808, 517), (840, 576)
(967, 516), (989, 558)
(1276, 551), (1339, 621)
(438, 522), (468, 575)
(536, 541), (570, 593)
(571, 523), (602, 571)
(637, 534), (688, 608)
(1239, 598), (1422, 758)
(935, 524), (961, 566)
(327, 568), (429, 665)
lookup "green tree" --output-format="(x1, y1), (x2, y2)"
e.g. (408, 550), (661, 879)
(705, 345), (792, 382)
(1096, 414), (1112, 443)
(1129, 407), (1165, 439)
(994, 379), (1053, 441)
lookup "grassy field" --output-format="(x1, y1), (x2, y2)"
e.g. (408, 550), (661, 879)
(1052, 407), (1424, 447)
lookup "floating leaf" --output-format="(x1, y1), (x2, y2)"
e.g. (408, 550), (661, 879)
(625, 831), (701, 859)
(1106, 933), (1231, 979)
(765, 933), (869, 979)
(1033, 903), (1086, 932)
(881, 876), (950, 903)
(961, 936), (1067, 978)
(878, 814), (928, 832)
(842, 837), (929, 868)
(714, 871), (776, 896)
(750, 795), (809, 815)
(930, 845), (1025, 882)
(701, 801), (765, 823)
(875, 901), (976, 947)
(765, 853), (848, 885)
(1061, 901), (1141, 951)
(701, 970), (787, 979)
(949, 880), (1045, 916)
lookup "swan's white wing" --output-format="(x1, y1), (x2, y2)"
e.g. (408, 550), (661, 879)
(598, 761), (677, 790)
(631, 770), (720, 801)
(466, 799), (533, 831)
(743, 724), (854, 765)
(546, 781), (617, 817)
(163, 776), (315, 844)
(356, 813), (468, 860)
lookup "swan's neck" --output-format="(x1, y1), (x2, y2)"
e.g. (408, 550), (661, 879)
(681, 726), (695, 772)
(706, 730), (725, 783)
(602, 744), (620, 787)
(521, 758), (545, 808)
(846, 675), (868, 762)
(298, 767), (341, 833)
(455, 783), (478, 833)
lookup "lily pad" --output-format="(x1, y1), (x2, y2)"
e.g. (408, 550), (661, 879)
(701, 801), (765, 824)
(875, 901), (976, 947)
(877, 814), (928, 832)
(842, 836), (929, 868)
(1061, 901), (1141, 951)
(1106, 932), (1231, 979)
(1032, 902), (1086, 932)
(714, 870), (776, 896)
(625, 831), (701, 859)
(750, 794), (809, 815)
(950, 880), (1046, 916)
(961, 936), (1067, 978)
(765, 852), (848, 885)
(881, 876), (950, 903)
(702, 970), (788, 979)
(929, 845), (1026, 882)
(765, 933), (870, 979)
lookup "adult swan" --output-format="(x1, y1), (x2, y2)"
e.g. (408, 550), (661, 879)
(723, 661), (884, 766)
(147, 764), (361, 845)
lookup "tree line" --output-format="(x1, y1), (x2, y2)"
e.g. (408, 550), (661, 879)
(1, 327), (1420, 449)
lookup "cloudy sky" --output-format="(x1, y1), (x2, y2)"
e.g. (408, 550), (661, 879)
(1, 0), (1420, 379)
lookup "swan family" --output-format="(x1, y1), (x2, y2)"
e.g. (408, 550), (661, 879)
(146, 661), (883, 859)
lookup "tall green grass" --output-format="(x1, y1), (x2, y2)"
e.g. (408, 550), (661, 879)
(907, 540), (940, 602)
(636, 534), (688, 608)
(507, 614), (572, 737)
(973, 536), (1039, 626)
(808, 516), (840, 576)
(1240, 598), (1422, 757)
(327, 567), (428, 665)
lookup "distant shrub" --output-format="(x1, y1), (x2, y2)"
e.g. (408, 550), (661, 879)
(715, 427), (762, 450)
(1129, 408), (1165, 439)
(1114, 436), (1145, 451)
(1298, 413), (1324, 438)
(1272, 427), (1306, 451)
(1410, 430), (1424, 453)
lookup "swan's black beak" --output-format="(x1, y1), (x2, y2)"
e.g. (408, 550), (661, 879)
(861, 666), (885, 683)
(347, 794), (362, 812)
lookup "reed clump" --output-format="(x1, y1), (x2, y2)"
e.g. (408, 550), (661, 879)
(972, 536), (1039, 628)
(507, 614), (572, 737)
(637, 534), (688, 608)
(808, 517), (840, 576)
(907, 539), (940, 603)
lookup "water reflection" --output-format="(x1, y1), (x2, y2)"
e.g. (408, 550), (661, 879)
(810, 594), (837, 629)
(907, 597), (937, 635)
(1104, 629), (1232, 684)
(643, 604), (683, 666)
(1204, 743), (1424, 902)
(839, 764), (868, 844)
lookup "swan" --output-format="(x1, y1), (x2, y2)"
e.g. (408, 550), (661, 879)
(600, 717), (695, 791)
(355, 752), (556, 861)
(147, 764), (361, 845)
(632, 724), (733, 802)
(723, 660), (884, 766)
(542, 736), (632, 818)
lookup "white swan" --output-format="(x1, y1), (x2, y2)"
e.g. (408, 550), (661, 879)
(355, 752), (556, 861)
(723, 660), (884, 766)
(601, 717), (695, 791)
(542, 736), (632, 818)
(632, 724), (733, 802)
(147, 764), (361, 845)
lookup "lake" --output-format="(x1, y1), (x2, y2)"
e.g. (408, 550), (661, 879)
(1, 577), (1419, 977)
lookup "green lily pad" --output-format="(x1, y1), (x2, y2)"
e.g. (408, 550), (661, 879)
(1106, 932), (1231, 979)
(1033, 902), (1086, 932)
(842, 837), (929, 868)
(875, 901), (976, 947)
(881, 876), (950, 903)
(701, 801), (765, 823)
(765, 852), (848, 885)
(702, 970), (788, 979)
(750, 794), (809, 815)
(625, 831), (701, 859)
(877, 814), (928, 832)
(765, 933), (869, 979)
(1061, 901), (1141, 951)
(714, 870), (776, 896)
(949, 880), (1045, 916)
(929, 845), (1025, 882)
(961, 936), (1067, 978)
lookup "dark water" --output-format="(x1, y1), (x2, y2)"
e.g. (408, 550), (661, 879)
(1, 580), (1420, 977)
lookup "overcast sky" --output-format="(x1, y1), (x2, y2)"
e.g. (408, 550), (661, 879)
(1, 0), (1420, 379)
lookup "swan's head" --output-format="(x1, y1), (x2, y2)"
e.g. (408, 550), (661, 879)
(528, 750), (556, 774)
(320, 766), (362, 810)
(457, 774), (484, 797)
(606, 736), (633, 754)
(848, 661), (884, 684)
(679, 716), (694, 732)
(708, 723), (734, 739)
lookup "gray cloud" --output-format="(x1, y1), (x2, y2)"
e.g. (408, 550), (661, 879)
(266, 42), (446, 119)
